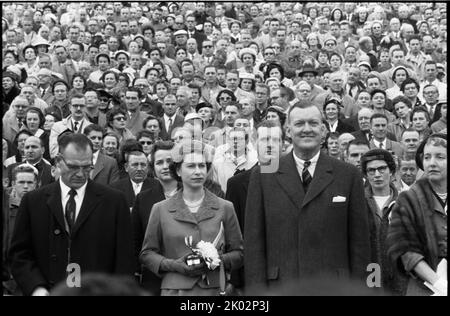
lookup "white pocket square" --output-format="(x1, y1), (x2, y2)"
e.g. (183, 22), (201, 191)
(332, 196), (346, 203)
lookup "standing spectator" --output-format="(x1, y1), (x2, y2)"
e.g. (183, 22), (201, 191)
(9, 133), (135, 296)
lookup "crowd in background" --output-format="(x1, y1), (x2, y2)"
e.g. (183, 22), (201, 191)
(2, 2), (447, 296)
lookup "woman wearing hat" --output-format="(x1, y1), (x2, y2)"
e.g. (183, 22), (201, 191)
(386, 66), (409, 100)
(264, 63), (293, 88)
(237, 47), (263, 78)
(387, 134), (448, 296)
(2, 69), (21, 108)
(196, 102), (215, 129)
(88, 53), (112, 84)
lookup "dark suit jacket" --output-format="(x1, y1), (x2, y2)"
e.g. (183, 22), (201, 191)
(244, 152), (371, 294)
(9, 181), (135, 295)
(369, 139), (404, 158)
(131, 183), (165, 295)
(110, 177), (161, 209)
(159, 114), (185, 141)
(90, 153), (120, 186)
(324, 119), (355, 135)
(188, 30), (207, 54)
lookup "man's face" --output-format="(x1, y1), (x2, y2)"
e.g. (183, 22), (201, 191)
(330, 76), (343, 92)
(399, 160), (418, 185)
(423, 86), (439, 104)
(391, 51), (405, 66)
(58, 144), (93, 189)
(366, 78), (381, 92)
(69, 44), (82, 60)
(226, 73), (239, 91)
(176, 90), (190, 108)
(85, 91), (99, 109)
(21, 87), (35, 102)
(204, 67), (217, 84)
(412, 112), (429, 132)
(163, 96), (177, 116)
(129, 21), (139, 35)
(224, 105), (240, 127)
(24, 137), (44, 164)
(22, 20), (33, 33)
(255, 87), (268, 105)
(345, 48), (357, 63)
(257, 127), (282, 166)
(217, 69), (227, 85)
(186, 17), (196, 31)
(69, 28), (80, 42)
(346, 144), (370, 171)
(125, 154), (148, 183)
(55, 47), (67, 62)
(182, 65), (194, 82)
(14, 172), (37, 198)
(366, 160), (392, 191)
(228, 130), (247, 157)
(409, 39), (421, 54)
(371, 117), (388, 141)
(87, 131), (103, 152)
(288, 106), (325, 153)
(125, 91), (140, 112)
(241, 100), (255, 117)
(424, 64), (437, 81)
(347, 69), (360, 85)
(70, 97), (86, 120)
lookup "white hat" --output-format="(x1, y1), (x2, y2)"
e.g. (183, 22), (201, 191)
(174, 29), (188, 37)
(239, 47), (257, 60)
(184, 112), (202, 122)
(239, 72), (255, 80)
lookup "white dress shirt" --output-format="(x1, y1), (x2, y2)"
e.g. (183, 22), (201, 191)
(131, 180), (143, 196)
(163, 113), (176, 132)
(92, 150), (100, 167)
(328, 120), (338, 133)
(372, 139), (387, 149)
(60, 179), (87, 223)
(293, 150), (320, 181)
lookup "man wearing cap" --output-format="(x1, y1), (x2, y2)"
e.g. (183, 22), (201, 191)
(298, 65), (324, 103)
(174, 29), (188, 49)
(37, 68), (55, 106)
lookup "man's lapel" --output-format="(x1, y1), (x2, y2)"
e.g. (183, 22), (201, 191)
(275, 152), (305, 211)
(302, 153), (333, 208)
(46, 182), (66, 232)
(91, 153), (105, 180)
(71, 181), (102, 237)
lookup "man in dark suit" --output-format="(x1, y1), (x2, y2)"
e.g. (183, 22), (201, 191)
(368, 113), (404, 158)
(244, 103), (371, 295)
(186, 14), (207, 54)
(110, 150), (160, 209)
(124, 88), (150, 136)
(84, 124), (119, 186)
(159, 94), (185, 141)
(7, 136), (53, 188)
(9, 133), (135, 296)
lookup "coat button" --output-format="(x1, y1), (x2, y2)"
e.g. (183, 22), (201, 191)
(51, 255), (57, 261)
(54, 229), (61, 235)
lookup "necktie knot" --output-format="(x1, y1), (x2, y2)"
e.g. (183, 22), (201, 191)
(73, 121), (79, 132)
(379, 142), (384, 149)
(304, 160), (311, 169)
(69, 189), (77, 198)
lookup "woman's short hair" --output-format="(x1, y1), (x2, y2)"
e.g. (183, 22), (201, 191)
(169, 139), (215, 182)
(70, 72), (87, 89)
(264, 62), (285, 81)
(51, 80), (69, 94)
(142, 114), (162, 130)
(106, 108), (127, 126)
(100, 70), (119, 83)
(370, 89), (386, 99)
(392, 95), (412, 110)
(400, 77), (419, 93)
(149, 140), (175, 168)
(25, 107), (45, 129)
(361, 148), (396, 175)
(415, 133), (447, 170)
(216, 89), (237, 104)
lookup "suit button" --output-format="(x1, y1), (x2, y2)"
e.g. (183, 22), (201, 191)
(54, 229), (61, 235)
(51, 255), (57, 261)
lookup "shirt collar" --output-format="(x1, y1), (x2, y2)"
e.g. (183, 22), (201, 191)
(293, 150), (320, 168)
(59, 178), (87, 199)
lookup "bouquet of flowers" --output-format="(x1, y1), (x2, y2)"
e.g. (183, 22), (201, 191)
(184, 222), (224, 271)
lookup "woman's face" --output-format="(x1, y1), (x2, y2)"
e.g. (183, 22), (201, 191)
(40, 29), (49, 39)
(308, 36), (318, 46)
(266, 111), (280, 124)
(325, 103), (339, 121)
(267, 81), (280, 92)
(138, 136), (153, 155)
(73, 76), (84, 90)
(330, 55), (342, 69)
(99, 44), (109, 54)
(145, 119), (161, 135)
(25, 48), (36, 60)
(357, 92), (371, 108)
(359, 66), (370, 80)
(150, 50), (160, 62)
(327, 138), (340, 156)
(54, 84), (68, 100)
(403, 83), (418, 98)
(178, 152), (207, 189)
(2, 77), (14, 90)
(146, 70), (159, 84)
(423, 143), (447, 184)
(44, 114), (55, 130)
(176, 49), (187, 60)
(26, 112), (41, 132)
(112, 113), (126, 130)
(153, 149), (173, 182)
(198, 107), (213, 122)
(156, 84), (168, 99)
(394, 101), (410, 119)
(372, 93), (386, 109)
(332, 10), (342, 20)
(380, 52), (390, 63)
(218, 93), (233, 107)
(394, 70), (407, 86)
(269, 68), (281, 80)
(102, 136), (118, 156)
(3, 53), (16, 66)
(17, 133), (30, 153)
(98, 56), (110, 71)
(104, 73), (117, 88)
(242, 54), (254, 67)
(240, 79), (253, 91)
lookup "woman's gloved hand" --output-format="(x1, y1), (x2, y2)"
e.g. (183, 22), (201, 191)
(160, 254), (208, 277)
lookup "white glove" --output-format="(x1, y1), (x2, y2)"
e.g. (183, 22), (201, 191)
(32, 287), (50, 296)
(432, 278), (448, 296)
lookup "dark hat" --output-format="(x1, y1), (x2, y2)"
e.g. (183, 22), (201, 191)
(96, 89), (113, 99)
(415, 133), (448, 170)
(195, 102), (213, 112)
(298, 66), (318, 77)
(361, 149), (396, 175)
(43, 108), (62, 122)
(2, 70), (19, 82)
